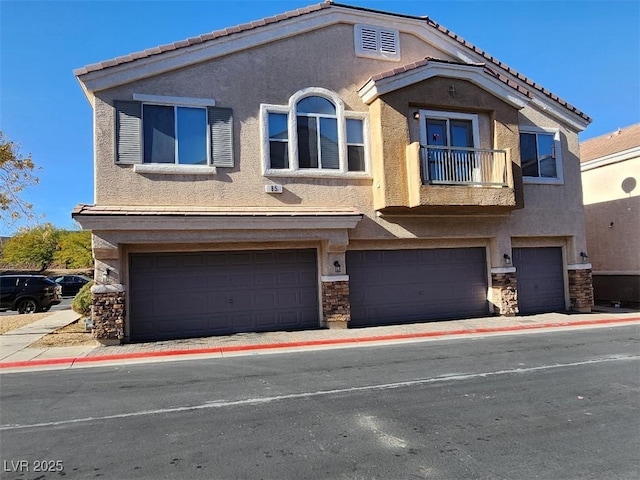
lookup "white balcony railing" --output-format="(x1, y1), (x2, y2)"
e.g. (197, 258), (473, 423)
(421, 145), (508, 187)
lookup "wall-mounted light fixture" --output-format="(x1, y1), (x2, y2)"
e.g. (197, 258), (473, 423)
(413, 111), (420, 120)
(580, 252), (588, 263)
(333, 260), (341, 273)
(503, 254), (511, 266)
(101, 268), (111, 283)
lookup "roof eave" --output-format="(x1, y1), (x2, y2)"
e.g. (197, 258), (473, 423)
(359, 61), (530, 110)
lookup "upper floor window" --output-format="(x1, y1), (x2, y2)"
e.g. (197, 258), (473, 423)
(143, 105), (207, 165)
(354, 24), (400, 61)
(262, 88), (368, 177)
(114, 94), (234, 171)
(520, 128), (563, 184)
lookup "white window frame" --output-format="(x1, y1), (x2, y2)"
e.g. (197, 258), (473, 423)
(261, 87), (370, 178)
(141, 103), (210, 166)
(354, 24), (401, 61)
(132, 93), (216, 172)
(418, 110), (480, 148)
(520, 127), (564, 185)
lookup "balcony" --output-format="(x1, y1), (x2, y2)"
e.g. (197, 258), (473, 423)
(421, 145), (508, 187)
(389, 142), (517, 215)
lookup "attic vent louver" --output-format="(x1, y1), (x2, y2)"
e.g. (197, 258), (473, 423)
(360, 27), (378, 51)
(355, 24), (400, 61)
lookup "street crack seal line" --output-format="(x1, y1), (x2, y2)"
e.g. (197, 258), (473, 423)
(2, 354), (638, 432)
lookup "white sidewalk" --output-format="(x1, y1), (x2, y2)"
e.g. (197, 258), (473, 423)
(0, 310), (83, 361)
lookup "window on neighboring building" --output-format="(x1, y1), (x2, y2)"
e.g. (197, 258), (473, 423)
(262, 89), (368, 176)
(520, 129), (563, 183)
(114, 95), (234, 169)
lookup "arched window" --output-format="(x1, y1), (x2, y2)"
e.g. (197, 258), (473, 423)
(296, 96), (339, 169)
(261, 88), (368, 176)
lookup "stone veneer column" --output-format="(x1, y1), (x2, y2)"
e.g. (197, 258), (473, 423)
(321, 276), (350, 329)
(91, 284), (126, 345)
(568, 265), (594, 313)
(491, 267), (519, 316)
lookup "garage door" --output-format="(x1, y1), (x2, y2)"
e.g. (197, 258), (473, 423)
(347, 248), (488, 327)
(513, 247), (565, 314)
(129, 249), (319, 342)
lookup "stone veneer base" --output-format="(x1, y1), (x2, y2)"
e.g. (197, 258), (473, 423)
(568, 268), (594, 312)
(92, 288), (126, 343)
(322, 280), (350, 328)
(491, 271), (519, 316)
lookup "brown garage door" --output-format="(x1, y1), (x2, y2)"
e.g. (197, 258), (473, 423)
(513, 247), (566, 314)
(347, 248), (489, 327)
(129, 249), (319, 342)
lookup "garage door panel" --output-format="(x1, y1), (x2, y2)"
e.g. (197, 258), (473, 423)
(347, 248), (488, 327)
(513, 247), (565, 314)
(129, 249), (319, 341)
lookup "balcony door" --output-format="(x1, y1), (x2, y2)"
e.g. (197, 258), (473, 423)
(420, 110), (480, 184)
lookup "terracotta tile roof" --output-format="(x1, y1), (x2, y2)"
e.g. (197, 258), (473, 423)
(366, 57), (534, 99)
(72, 204), (363, 217)
(73, 1), (589, 123)
(579, 123), (640, 163)
(423, 17), (591, 123)
(73, 1), (331, 76)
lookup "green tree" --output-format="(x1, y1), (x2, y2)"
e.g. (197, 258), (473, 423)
(2, 223), (61, 271)
(54, 230), (93, 268)
(0, 131), (40, 230)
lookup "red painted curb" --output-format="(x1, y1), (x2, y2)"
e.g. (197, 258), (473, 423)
(1, 316), (639, 370)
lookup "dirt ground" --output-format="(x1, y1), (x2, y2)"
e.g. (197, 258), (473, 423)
(30, 320), (97, 348)
(0, 313), (52, 334)
(0, 312), (96, 347)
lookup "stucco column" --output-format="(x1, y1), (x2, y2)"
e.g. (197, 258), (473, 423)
(321, 237), (351, 329)
(91, 234), (125, 345)
(489, 236), (518, 315)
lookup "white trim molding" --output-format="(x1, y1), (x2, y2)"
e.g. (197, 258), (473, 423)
(321, 275), (350, 282)
(91, 284), (126, 294)
(359, 61), (529, 109)
(491, 267), (516, 274)
(567, 263), (593, 270)
(134, 164), (217, 175)
(132, 93), (216, 107)
(580, 146), (640, 172)
(520, 126), (564, 185)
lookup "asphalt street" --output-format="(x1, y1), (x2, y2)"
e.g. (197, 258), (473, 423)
(0, 324), (638, 479)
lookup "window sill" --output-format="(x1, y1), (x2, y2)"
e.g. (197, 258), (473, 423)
(133, 164), (217, 175)
(523, 177), (564, 185)
(264, 169), (372, 180)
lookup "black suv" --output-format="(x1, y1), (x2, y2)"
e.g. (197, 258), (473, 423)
(0, 275), (62, 314)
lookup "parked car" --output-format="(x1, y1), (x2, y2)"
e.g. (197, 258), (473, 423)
(48, 275), (92, 297)
(0, 275), (62, 314)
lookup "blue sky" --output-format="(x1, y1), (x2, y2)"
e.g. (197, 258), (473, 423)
(1, 0), (639, 235)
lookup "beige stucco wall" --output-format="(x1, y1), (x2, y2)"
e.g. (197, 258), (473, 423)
(582, 157), (640, 273)
(88, 20), (590, 278)
(582, 157), (640, 205)
(93, 24), (452, 209)
(369, 77), (521, 211)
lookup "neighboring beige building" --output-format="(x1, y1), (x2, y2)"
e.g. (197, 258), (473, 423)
(73, 1), (593, 344)
(581, 123), (640, 307)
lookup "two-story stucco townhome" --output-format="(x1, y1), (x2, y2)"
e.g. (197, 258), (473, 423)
(73, 1), (594, 344)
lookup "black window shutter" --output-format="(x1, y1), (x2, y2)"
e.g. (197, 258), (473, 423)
(115, 101), (142, 164)
(208, 107), (234, 167)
